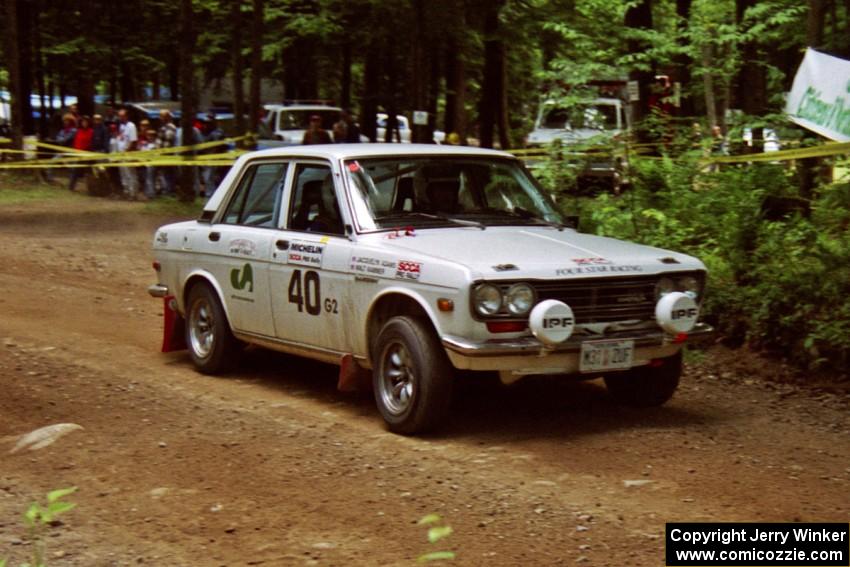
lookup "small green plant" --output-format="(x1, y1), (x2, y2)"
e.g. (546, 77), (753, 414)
(4, 487), (78, 567)
(417, 514), (455, 563)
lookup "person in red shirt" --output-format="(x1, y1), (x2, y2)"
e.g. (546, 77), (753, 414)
(69, 115), (94, 192)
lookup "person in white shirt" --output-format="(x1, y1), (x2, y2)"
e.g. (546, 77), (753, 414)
(117, 109), (139, 199)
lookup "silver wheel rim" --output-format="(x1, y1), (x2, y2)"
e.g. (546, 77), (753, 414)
(188, 297), (215, 359)
(379, 341), (416, 416)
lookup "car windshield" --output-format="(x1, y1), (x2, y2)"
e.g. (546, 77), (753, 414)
(542, 103), (618, 130)
(345, 157), (565, 231)
(280, 110), (339, 131)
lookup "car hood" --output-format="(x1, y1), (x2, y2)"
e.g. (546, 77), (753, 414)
(527, 127), (619, 146)
(371, 226), (703, 279)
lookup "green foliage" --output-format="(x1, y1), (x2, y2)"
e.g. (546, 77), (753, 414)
(537, 140), (850, 374)
(417, 514), (455, 563)
(4, 487), (77, 567)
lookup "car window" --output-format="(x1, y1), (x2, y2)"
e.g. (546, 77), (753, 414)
(345, 157), (564, 231)
(287, 164), (344, 236)
(222, 162), (288, 228)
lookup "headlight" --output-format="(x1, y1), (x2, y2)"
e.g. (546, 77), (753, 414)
(505, 283), (536, 315)
(678, 276), (701, 299)
(655, 277), (675, 299)
(473, 284), (503, 316)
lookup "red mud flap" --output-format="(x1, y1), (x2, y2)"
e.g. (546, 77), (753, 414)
(161, 296), (187, 352)
(337, 354), (372, 392)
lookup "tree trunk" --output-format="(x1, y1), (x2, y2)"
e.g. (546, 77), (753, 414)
(16, 0), (34, 135)
(340, 42), (352, 109)
(362, 42), (380, 142)
(807, 0), (827, 48)
(249, 0), (263, 132)
(231, 0), (246, 136)
(410, 0), (427, 143)
(444, 37), (466, 143)
(33, 0), (48, 138)
(478, 1), (505, 148)
(701, 43), (718, 128)
(178, 0), (196, 202)
(675, 0), (694, 116)
(735, 0), (766, 120)
(799, 0), (828, 206)
(625, 0), (654, 143)
(4, 0), (24, 149)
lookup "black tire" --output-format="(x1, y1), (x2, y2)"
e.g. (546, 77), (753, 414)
(184, 283), (240, 375)
(604, 351), (682, 407)
(372, 316), (454, 435)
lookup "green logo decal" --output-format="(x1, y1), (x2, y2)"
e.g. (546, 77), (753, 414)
(230, 263), (254, 292)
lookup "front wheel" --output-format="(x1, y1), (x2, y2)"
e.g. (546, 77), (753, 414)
(372, 316), (454, 435)
(604, 351), (682, 407)
(185, 283), (240, 375)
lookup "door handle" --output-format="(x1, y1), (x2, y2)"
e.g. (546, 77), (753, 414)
(275, 239), (289, 250)
(208, 231), (221, 242)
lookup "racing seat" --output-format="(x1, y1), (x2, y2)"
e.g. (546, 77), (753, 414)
(290, 179), (324, 230)
(393, 177), (415, 212)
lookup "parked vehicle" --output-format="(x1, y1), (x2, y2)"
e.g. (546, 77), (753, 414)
(527, 97), (630, 191)
(148, 144), (712, 434)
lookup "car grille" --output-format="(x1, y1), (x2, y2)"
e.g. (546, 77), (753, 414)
(534, 276), (657, 323)
(491, 275), (662, 324)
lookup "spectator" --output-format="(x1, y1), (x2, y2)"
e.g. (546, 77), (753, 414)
(136, 118), (152, 190)
(156, 110), (178, 195)
(107, 122), (123, 196)
(117, 108), (139, 199)
(257, 108), (272, 140)
(333, 109), (361, 143)
(201, 113), (225, 198)
(68, 103), (81, 126)
(103, 104), (119, 128)
(45, 113), (77, 184)
(91, 114), (110, 153)
(302, 114), (332, 145)
(139, 129), (159, 200)
(176, 122), (203, 197)
(68, 115), (93, 192)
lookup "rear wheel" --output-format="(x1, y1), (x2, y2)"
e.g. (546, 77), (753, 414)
(185, 283), (239, 374)
(604, 351), (682, 407)
(373, 316), (454, 435)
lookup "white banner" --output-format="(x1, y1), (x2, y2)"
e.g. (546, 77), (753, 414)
(786, 48), (850, 142)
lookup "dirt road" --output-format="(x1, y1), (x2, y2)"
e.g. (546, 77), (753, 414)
(1, 194), (848, 566)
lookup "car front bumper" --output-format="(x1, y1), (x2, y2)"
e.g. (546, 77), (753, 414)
(440, 322), (714, 373)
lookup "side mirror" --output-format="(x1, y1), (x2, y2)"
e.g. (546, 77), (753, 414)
(564, 215), (579, 230)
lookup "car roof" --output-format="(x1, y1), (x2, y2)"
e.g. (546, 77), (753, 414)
(245, 143), (516, 161)
(264, 104), (342, 112)
(202, 143), (518, 213)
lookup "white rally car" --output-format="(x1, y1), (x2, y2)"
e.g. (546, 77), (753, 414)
(148, 144), (712, 434)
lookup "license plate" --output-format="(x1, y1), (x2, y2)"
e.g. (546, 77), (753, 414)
(579, 340), (634, 373)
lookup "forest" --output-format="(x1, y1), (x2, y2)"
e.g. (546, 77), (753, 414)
(2, 0), (850, 375)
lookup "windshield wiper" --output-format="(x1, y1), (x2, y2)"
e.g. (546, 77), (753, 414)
(487, 207), (567, 231)
(377, 212), (486, 230)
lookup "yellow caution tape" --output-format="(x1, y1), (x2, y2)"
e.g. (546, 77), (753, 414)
(708, 141), (850, 163)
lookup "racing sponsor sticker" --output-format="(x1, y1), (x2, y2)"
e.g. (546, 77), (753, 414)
(228, 238), (257, 257)
(572, 257), (611, 265)
(287, 240), (324, 268)
(350, 255), (397, 276)
(155, 231), (168, 245)
(395, 260), (421, 281)
(556, 264), (643, 276)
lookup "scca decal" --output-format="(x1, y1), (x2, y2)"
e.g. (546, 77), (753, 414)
(395, 260), (422, 281)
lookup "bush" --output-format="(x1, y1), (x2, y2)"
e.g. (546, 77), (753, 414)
(537, 150), (850, 375)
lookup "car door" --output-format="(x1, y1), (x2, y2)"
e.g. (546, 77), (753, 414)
(268, 161), (355, 353)
(205, 161), (288, 338)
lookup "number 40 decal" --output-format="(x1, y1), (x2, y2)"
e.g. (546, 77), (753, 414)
(288, 270), (338, 316)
